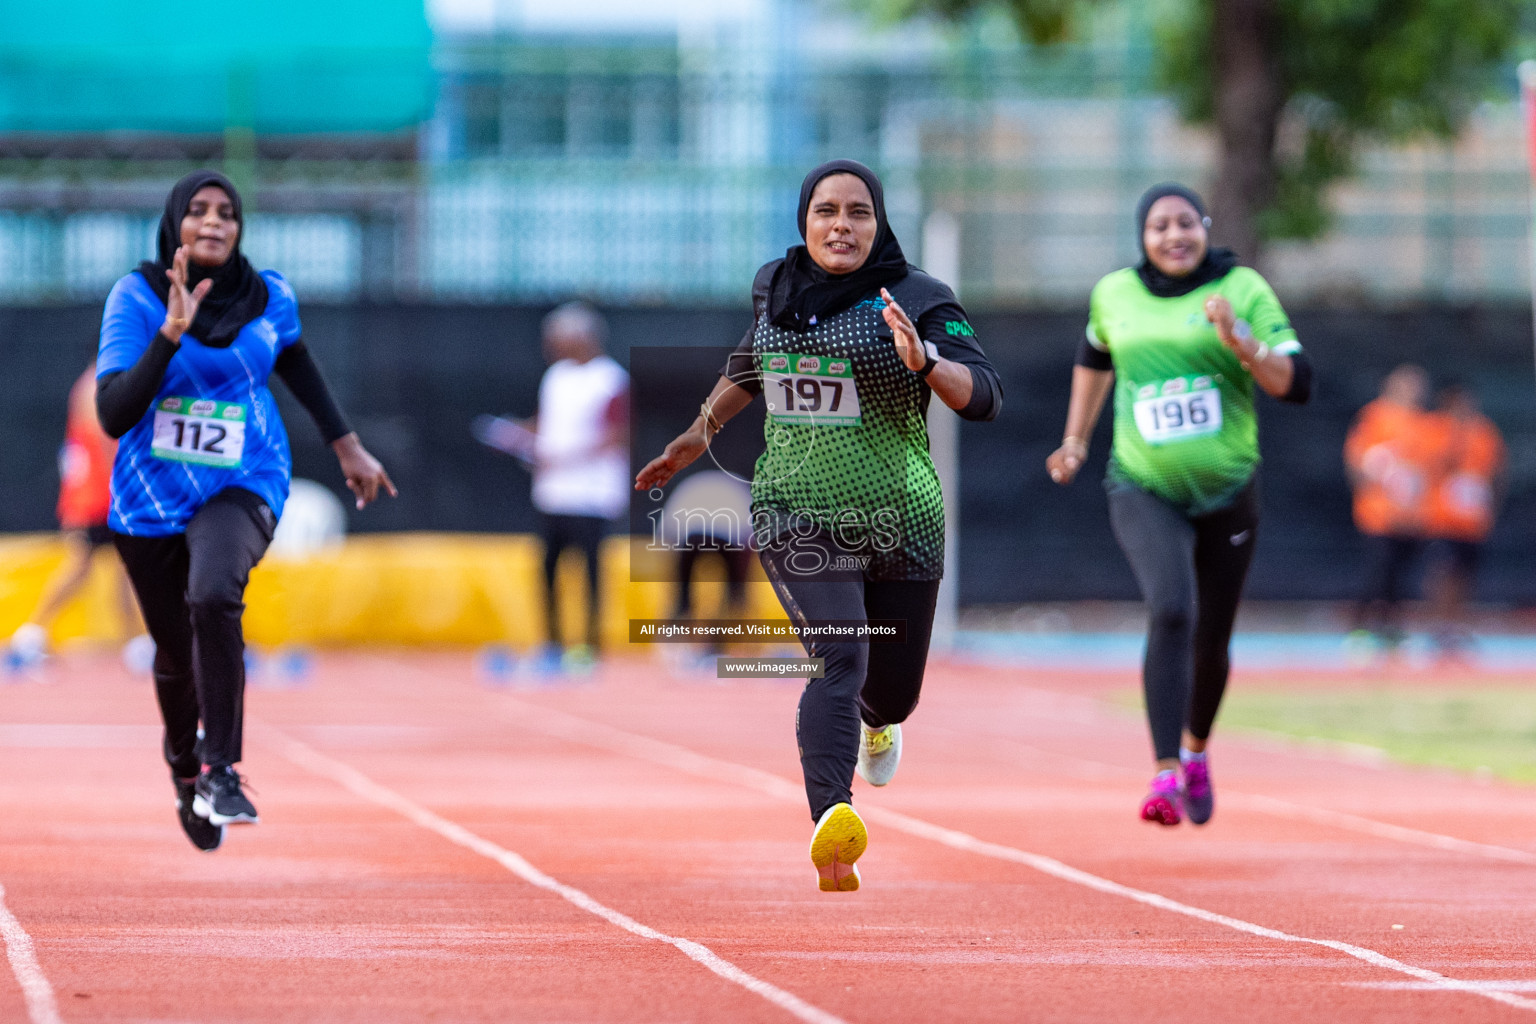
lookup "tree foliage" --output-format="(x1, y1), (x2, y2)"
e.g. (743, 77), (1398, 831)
(1157, 0), (1521, 238)
(873, 0), (1525, 247)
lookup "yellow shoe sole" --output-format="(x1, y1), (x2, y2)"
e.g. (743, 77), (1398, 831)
(810, 802), (867, 892)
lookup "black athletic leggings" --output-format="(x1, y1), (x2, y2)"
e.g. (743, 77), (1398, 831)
(1107, 480), (1257, 763)
(759, 530), (940, 822)
(540, 513), (606, 649)
(114, 488), (275, 777)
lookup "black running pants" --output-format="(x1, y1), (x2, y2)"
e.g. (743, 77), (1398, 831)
(539, 513), (606, 649)
(114, 488), (275, 776)
(759, 531), (940, 822)
(671, 540), (752, 654)
(1107, 481), (1258, 763)
(1350, 533), (1422, 638)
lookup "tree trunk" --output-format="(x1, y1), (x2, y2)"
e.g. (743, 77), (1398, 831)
(1208, 0), (1285, 266)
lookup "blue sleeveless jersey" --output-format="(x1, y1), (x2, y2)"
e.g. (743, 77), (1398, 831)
(97, 269), (301, 536)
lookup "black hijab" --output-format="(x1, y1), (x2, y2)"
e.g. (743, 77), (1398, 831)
(767, 159), (910, 332)
(136, 170), (268, 347)
(1134, 182), (1237, 298)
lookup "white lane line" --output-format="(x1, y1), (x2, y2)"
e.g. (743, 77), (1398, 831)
(930, 707), (1536, 865)
(0, 883), (62, 1024)
(1225, 793), (1536, 866)
(857, 805), (1536, 1013)
(0, 724), (160, 749)
(267, 728), (846, 1024)
(474, 692), (1536, 1015)
(1349, 980), (1536, 992)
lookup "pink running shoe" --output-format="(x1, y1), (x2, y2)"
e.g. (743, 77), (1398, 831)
(1181, 757), (1213, 825)
(1140, 770), (1182, 826)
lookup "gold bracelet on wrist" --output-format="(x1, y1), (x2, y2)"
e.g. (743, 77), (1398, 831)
(1061, 435), (1088, 451)
(699, 402), (724, 435)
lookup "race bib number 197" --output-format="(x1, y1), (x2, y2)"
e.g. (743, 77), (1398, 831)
(762, 353), (861, 426)
(151, 397), (247, 468)
(1132, 376), (1222, 445)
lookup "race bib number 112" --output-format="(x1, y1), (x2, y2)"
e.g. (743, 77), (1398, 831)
(762, 353), (862, 426)
(1132, 376), (1222, 445)
(151, 397), (247, 468)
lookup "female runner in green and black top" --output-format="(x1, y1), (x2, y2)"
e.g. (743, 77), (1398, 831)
(637, 159), (1001, 891)
(1046, 183), (1313, 828)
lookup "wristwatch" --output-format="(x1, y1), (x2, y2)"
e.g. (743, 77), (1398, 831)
(915, 341), (940, 378)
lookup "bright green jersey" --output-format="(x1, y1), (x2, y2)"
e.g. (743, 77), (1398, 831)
(1087, 266), (1301, 516)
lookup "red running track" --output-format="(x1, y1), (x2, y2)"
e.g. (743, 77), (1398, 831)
(1, 651), (1534, 1023)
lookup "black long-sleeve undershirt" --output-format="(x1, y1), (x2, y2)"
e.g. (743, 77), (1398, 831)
(96, 335), (352, 443)
(272, 342), (353, 442)
(96, 332), (180, 439)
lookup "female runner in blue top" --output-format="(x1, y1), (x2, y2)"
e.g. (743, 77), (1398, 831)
(96, 170), (395, 851)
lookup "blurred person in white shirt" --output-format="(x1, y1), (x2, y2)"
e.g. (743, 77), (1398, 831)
(527, 302), (629, 668)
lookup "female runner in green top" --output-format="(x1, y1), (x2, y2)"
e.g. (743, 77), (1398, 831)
(637, 160), (1001, 890)
(1046, 183), (1313, 827)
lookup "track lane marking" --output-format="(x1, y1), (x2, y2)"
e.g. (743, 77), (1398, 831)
(470, 690), (1536, 1014)
(0, 883), (62, 1024)
(1349, 980), (1536, 992)
(926, 698), (1536, 865)
(266, 727), (847, 1024)
(1227, 792), (1536, 865)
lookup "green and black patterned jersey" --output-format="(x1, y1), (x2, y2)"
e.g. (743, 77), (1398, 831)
(726, 264), (1000, 580)
(1086, 266), (1301, 516)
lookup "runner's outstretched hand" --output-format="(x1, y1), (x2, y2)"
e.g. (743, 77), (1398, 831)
(880, 288), (928, 372)
(1046, 438), (1088, 486)
(1203, 295), (1255, 360)
(331, 433), (398, 509)
(161, 246), (213, 343)
(635, 427), (707, 491)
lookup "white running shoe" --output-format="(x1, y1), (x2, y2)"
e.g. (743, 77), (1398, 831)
(122, 634), (156, 675)
(8, 623), (47, 665)
(856, 723), (902, 787)
(809, 802), (866, 892)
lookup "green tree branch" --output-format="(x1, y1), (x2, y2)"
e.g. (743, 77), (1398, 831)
(872, 0), (1523, 260)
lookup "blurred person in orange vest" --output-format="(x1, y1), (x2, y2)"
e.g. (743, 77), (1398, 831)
(1422, 381), (1505, 657)
(7, 363), (148, 668)
(1344, 364), (1436, 649)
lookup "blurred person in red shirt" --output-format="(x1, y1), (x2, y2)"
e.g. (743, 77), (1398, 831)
(1344, 364), (1437, 650)
(8, 364), (145, 666)
(1422, 382), (1506, 657)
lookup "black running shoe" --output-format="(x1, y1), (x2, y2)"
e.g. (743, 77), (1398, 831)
(193, 766), (259, 826)
(174, 776), (224, 852)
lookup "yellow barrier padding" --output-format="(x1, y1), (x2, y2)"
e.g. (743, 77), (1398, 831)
(0, 533), (783, 649)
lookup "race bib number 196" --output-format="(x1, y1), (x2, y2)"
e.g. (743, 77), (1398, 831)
(762, 353), (861, 426)
(151, 397), (247, 468)
(1132, 376), (1222, 445)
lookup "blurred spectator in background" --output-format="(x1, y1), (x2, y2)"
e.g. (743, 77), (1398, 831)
(528, 302), (629, 671)
(7, 363), (148, 668)
(658, 470), (753, 669)
(1423, 382), (1506, 659)
(1344, 364), (1435, 651)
